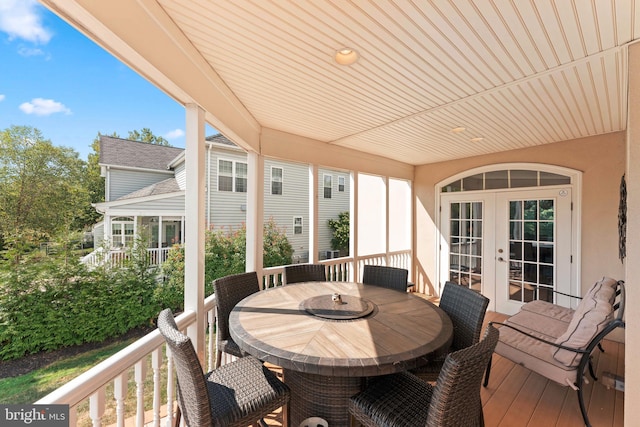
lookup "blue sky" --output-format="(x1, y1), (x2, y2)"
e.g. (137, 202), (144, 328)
(0, 0), (188, 160)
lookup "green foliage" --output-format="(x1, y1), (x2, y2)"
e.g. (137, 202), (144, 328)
(0, 246), (160, 361)
(161, 218), (294, 304)
(0, 126), (90, 254)
(328, 211), (350, 252)
(127, 128), (170, 145)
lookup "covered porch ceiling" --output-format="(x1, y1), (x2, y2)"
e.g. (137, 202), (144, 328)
(41, 1), (639, 167)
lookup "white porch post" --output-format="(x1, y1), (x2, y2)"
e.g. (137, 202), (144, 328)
(385, 176), (390, 266)
(158, 216), (163, 248)
(246, 151), (264, 275)
(625, 42), (640, 426)
(309, 165), (319, 263)
(184, 104), (206, 362)
(350, 172), (358, 282)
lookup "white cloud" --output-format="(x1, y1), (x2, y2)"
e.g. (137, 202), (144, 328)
(165, 129), (185, 139)
(0, 94), (5, 102)
(18, 46), (46, 57)
(19, 98), (71, 116)
(0, 0), (52, 44)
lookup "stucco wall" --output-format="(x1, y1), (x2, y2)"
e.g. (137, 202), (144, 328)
(413, 131), (626, 299)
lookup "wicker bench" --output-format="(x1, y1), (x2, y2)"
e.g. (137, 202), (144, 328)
(484, 277), (625, 427)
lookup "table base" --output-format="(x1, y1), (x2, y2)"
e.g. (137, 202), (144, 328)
(283, 369), (364, 426)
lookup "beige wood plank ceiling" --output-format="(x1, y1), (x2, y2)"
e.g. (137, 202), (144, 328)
(80, 1), (640, 165)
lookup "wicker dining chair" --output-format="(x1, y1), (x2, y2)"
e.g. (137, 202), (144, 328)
(349, 324), (499, 427)
(283, 263), (326, 285)
(361, 265), (409, 291)
(212, 271), (260, 368)
(157, 309), (290, 427)
(412, 281), (490, 382)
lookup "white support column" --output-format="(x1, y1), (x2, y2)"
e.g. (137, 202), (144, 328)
(625, 42), (640, 426)
(184, 103), (206, 362)
(158, 216), (164, 249)
(385, 176), (390, 266)
(350, 172), (358, 282)
(309, 165), (319, 262)
(246, 151), (264, 274)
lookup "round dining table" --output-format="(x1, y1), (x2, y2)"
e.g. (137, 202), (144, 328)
(229, 281), (453, 426)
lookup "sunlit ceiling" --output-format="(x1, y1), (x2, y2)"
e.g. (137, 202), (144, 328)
(42, 0), (640, 165)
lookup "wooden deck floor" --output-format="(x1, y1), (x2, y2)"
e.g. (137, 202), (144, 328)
(260, 311), (625, 427)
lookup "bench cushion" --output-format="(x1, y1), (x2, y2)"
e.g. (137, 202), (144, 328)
(552, 277), (616, 367)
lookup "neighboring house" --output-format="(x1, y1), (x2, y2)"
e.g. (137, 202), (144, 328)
(91, 134), (349, 263)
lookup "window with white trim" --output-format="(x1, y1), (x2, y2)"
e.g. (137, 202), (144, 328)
(271, 167), (283, 195)
(338, 176), (345, 192)
(218, 159), (247, 192)
(323, 174), (332, 199)
(293, 216), (303, 234)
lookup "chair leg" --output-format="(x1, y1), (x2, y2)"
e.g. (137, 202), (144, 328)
(483, 355), (492, 387)
(598, 342), (605, 353)
(215, 350), (222, 369)
(587, 356), (598, 381)
(577, 386), (591, 427)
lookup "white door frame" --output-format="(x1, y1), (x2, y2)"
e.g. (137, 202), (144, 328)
(435, 163), (582, 312)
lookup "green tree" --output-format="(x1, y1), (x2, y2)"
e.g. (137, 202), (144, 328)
(0, 126), (89, 260)
(127, 128), (170, 145)
(328, 211), (350, 252)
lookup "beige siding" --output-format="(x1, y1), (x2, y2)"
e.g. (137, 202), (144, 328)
(413, 132), (626, 297)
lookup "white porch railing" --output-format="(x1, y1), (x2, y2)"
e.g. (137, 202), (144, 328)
(36, 251), (410, 426)
(81, 248), (171, 269)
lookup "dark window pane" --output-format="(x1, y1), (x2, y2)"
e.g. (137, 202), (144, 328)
(450, 203), (460, 219)
(461, 220), (471, 238)
(450, 220), (460, 237)
(524, 242), (537, 262)
(470, 274), (482, 292)
(524, 263), (537, 282)
(510, 241), (522, 260)
(523, 284), (536, 302)
(470, 240), (482, 256)
(469, 256), (481, 272)
(443, 180), (462, 192)
(272, 181), (282, 195)
(539, 200), (554, 219)
(324, 187), (332, 198)
(538, 286), (554, 302)
(236, 177), (247, 193)
(219, 176), (232, 192)
(510, 221), (522, 240)
(472, 220), (482, 238)
(524, 222), (537, 240)
(510, 261), (522, 280)
(539, 222), (554, 241)
(463, 174), (483, 191)
(510, 201), (522, 220)
(509, 281), (522, 301)
(540, 171), (570, 186)
(539, 264), (554, 285)
(511, 170), (538, 188)
(539, 243), (554, 263)
(460, 255), (470, 272)
(524, 200), (538, 219)
(450, 253), (460, 269)
(473, 202), (483, 219)
(485, 170), (508, 189)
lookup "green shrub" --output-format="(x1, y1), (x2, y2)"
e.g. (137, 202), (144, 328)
(0, 246), (159, 361)
(160, 218), (294, 301)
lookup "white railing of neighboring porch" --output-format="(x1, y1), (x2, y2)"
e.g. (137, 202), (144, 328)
(36, 251), (410, 426)
(81, 247), (171, 269)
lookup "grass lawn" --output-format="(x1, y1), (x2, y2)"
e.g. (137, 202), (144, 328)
(0, 339), (138, 404)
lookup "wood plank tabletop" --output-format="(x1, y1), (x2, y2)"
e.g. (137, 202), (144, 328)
(230, 281), (453, 377)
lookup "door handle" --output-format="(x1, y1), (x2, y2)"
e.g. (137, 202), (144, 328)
(497, 257), (505, 262)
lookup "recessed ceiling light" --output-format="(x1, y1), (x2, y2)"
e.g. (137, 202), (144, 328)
(450, 127), (466, 133)
(470, 137), (484, 142)
(335, 48), (359, 65)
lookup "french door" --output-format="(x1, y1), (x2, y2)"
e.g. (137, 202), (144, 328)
(440, 187), (573, 315)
